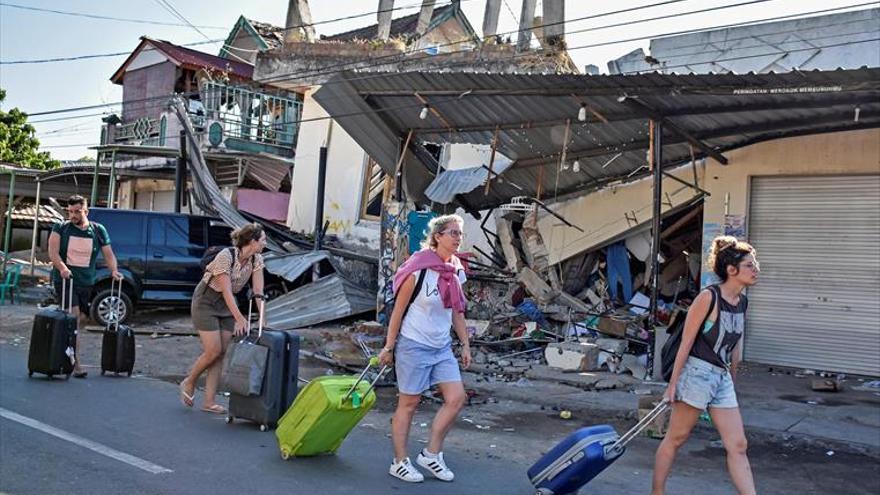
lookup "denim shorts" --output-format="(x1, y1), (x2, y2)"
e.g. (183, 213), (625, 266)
(675, 356), (738, 409)
(395, 336), (461, 395)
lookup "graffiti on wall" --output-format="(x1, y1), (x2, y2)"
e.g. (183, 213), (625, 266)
(377, 200), (412, 324)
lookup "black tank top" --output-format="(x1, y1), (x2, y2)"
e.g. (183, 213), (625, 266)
(690, 285), (748, 368)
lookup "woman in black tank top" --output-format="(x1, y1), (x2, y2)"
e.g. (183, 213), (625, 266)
(652, 236), (761, 495)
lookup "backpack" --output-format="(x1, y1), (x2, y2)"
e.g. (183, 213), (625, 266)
(660, 287), (717, 382)
(200, 246), (234, 273)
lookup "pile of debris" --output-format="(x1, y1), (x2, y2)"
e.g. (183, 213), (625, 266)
(455, 200), (705, 385)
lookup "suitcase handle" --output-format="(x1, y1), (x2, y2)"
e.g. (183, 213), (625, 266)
(342, 357), (389, 405)
(245, 297), (264, 341)
(60, 277), (74, 314)
(607, 398), (670, 456)
(108, 278), (125, 332)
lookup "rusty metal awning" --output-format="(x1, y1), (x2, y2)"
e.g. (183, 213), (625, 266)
(314, 67), (880, 211)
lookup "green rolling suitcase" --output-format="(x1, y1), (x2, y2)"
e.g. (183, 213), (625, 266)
(276, 359), (387, 458)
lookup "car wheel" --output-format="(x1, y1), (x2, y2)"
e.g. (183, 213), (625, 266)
(91, 287), (134, 327)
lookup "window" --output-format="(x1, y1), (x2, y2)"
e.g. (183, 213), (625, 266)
(148, 217), (206, 247)
(360, 158), (389, 220)
(90, 212), (143, 245)
(208, 223), (232, 247)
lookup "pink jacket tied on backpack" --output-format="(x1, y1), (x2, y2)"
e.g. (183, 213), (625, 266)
(392, 249), (467, 313)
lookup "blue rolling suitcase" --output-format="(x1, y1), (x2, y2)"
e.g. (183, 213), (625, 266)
(528, 400), (669, 495)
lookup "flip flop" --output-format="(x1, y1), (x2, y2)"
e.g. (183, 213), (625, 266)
(201, 404), (227, 414)
(180, 382), (194, 408)
(73, 371), (88, 379)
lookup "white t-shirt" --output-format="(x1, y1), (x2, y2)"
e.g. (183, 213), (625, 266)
(400, 269), (467, 349)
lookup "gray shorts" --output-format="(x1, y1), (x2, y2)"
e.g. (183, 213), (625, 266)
(395, 336), (462, 395)
(191, 281), (234, 332)
(675, 356), (738, 409)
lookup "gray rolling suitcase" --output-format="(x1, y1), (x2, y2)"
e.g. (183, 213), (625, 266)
(226, 298), (301, 431)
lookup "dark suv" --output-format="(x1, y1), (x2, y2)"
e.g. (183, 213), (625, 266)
(85, 208), (283, 326)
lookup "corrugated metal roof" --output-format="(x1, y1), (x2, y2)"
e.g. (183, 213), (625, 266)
(425, 155), (513, 204)
(265, 274), (375, 329)
(243, 154), (293, 192)
(263, 250), (330, 281)
(314, 68), (880, 211)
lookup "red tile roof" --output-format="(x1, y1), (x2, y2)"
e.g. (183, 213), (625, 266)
(112, 37), (253, 84)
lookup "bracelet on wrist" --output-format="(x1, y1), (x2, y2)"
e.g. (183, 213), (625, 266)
(382, 346), (394, 353)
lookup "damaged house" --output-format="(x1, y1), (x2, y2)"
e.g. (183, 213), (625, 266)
(312, 62), (880, 379)
(97, 36), (302, 222)
(237, 0), (576, 255)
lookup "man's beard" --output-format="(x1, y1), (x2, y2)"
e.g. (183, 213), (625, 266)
(72, 218), (85, 226)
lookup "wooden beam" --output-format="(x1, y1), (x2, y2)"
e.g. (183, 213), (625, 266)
(484, 126), (499, 195)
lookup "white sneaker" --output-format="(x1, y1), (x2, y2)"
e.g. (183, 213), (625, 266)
(416, 450), (455, 481)
(389, 457), (424, 483)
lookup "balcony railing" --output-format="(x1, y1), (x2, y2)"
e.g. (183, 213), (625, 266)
(115, 116), (166, 146)
(201, 82), (302, 155)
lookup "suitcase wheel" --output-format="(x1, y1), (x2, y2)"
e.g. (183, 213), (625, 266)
(259, 424), (269, 432)
(280, 447), (290, 460)
(127, 371), (132, 377)
(28, 370), (33, 377)
(47, 374), (54, 380)
(225, 415), (234, 424)
(64, 373), (71, 380)
(101, 370), (106, 376)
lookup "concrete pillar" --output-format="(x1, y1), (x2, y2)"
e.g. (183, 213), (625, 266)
(482, 0), (501, 39)
(377, 0), (395, 40)
(542, 0), (564, 47)
(284, 0), (315, 44)
(517, 0), (537, 52)
(415, 0), (436, 37)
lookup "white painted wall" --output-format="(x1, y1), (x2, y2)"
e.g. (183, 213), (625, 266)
(287, 89), (379, 251)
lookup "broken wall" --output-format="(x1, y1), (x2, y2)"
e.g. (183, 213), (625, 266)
(537, 164), (708, 267)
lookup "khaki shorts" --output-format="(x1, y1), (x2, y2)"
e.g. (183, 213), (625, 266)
(191, 280), (235, 332)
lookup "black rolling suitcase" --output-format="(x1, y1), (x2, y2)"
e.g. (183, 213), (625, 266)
(28, 278), (77, 379)
(101, 280), (136, 376)
(226, 298), (301, 431)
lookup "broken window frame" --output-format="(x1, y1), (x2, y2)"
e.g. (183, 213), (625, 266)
(359, 156), (388, 221)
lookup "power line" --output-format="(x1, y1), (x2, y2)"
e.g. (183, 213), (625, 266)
(622, 37), (880, 73)
(258, 0), (774, 85)
(273, 1), (877, 91)
(258, 0), (695, 84)
(21, 2), (875, 120)
(0, 2), (227, 29)
(0, 0), (467, 65)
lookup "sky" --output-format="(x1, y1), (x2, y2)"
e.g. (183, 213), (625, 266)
(0, 0), (873, 160)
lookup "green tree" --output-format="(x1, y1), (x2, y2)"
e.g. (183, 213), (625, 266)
(0, 88), (60, 170)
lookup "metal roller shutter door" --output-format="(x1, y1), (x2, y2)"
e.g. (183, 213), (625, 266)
(746, 175), (880, 376)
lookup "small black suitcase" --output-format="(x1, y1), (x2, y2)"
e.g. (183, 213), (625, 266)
(28, 279), (77, 379)
(226, 299), (300, 431)
(101, 280), (136, 376)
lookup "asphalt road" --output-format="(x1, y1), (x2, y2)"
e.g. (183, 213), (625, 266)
(2, 340), (879, 495)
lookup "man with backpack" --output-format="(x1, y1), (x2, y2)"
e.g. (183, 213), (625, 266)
(47, 195), (123, 378)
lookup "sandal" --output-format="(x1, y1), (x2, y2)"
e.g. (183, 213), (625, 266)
(180, 381), (194, 407)
(201, 404), (227, 414)
(73, 370), (88, 379)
